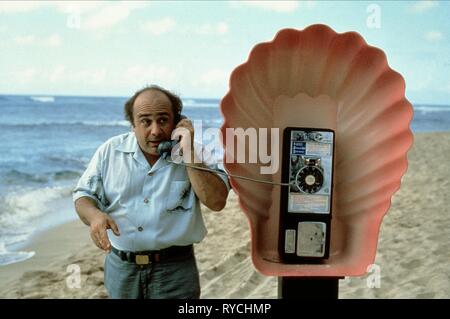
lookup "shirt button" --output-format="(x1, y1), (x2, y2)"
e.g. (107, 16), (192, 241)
(143, 198), (149, 204)
(138, 226), (143, 232)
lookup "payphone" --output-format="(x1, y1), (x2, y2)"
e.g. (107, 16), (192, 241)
(279, 127), (335, 263)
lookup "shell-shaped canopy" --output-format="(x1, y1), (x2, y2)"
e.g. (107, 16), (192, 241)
(220, 24), (413, 276)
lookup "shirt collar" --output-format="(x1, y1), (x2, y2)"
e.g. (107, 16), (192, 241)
(114, 132), (171, 172)
(115, 132), (138, 153)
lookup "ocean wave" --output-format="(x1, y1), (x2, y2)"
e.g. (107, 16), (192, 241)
(45, 155), (90, 169)
(78, 120), (130, 127)
(30, 96), (55, 103)
(0, 241), (35, 265)
(414, 105), (450, 113)
(0, 185), (74, 261)
(182, 98), (219, 108)
(184, 102), (219, 108)
(0, 228), (33, 247)
(2, 169), (81, 185)
(0, 185), (73, 230)
(4, 169), (49, 184)
(53, 170), (82, 181)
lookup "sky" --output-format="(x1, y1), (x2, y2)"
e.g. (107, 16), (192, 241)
(0, 0), (449, 105)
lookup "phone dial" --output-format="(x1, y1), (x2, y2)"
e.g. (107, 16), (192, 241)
(295, 156), (324, 194)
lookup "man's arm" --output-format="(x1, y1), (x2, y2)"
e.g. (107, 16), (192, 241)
(186, 155), (229, 211)
(173, 119), (229, 211)
(75, 197), (120, 252)
(72, 142), (120, 251)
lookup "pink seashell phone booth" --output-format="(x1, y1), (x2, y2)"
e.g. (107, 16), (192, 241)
(219, 24), (413, 298)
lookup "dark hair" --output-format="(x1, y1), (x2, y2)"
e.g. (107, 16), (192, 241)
(124, 85), (183, 126)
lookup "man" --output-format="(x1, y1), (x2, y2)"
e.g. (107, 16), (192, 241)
(73, 85), (230, 299)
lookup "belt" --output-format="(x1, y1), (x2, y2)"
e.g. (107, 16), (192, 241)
(111, 245), (193, 265)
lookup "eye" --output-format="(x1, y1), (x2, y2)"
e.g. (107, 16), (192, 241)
(158, 117), (169, 125)
(140, 119), (151, 126)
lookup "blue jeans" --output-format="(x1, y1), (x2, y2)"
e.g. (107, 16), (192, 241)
(104, 250), (201, 299)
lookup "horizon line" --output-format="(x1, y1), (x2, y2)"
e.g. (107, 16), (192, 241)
(0, 93), (447, 107)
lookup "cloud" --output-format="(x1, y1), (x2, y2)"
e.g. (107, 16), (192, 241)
(53, 66), (108, 85)
(194, 69), (229, 88)
(0, 1), (46, 13)
(14, 35), (36, 46)
(49, 65), (66, 83)
(43, 34), (62, 47)
(72, 68), (108, 85)
(141, 19), (229, 37)
(0, 1), (148, 30)
(12, 67), (38, 84)
(14, 34), (62, 47)
(82, 2), (148, 30)
(229, 1), (310, 13)
(51, 66), (108, 85)
(216, 22), (229, 35)
(184, 22), (229, 36)
(5, 64), (179, 93)
(425, 31), (443, 42)
(0, 1), (136, 15)
(0, 1), (100, 14)
(52, 1), (105, 14)
(410, 0), (438, 13)
(406, 59), (436, 92)
(9, 65), (109, 86)
(141, 17), (176, 36)
(122, 65), (177, 88)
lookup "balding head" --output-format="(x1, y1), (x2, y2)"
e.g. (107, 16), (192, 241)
(124, 85), (183, 127)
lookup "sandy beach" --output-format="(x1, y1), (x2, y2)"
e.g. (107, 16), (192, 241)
(1, 131), (449, 299)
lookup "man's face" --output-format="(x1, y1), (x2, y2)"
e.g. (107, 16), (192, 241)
(132, 90), (175, 159)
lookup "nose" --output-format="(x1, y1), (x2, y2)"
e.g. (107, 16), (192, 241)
(150, 122), (162, 137)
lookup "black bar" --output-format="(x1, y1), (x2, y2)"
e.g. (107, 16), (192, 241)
(278, 277), (340, 299)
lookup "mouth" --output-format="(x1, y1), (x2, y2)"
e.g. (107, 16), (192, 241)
(147, 141), (161, 146)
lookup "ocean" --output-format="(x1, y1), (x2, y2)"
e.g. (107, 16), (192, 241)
(0, 94), (449, 266)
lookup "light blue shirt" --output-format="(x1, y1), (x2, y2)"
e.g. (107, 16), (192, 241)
(73, 132), (230, 251)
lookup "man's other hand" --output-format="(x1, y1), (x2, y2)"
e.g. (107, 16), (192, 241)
(89, 213), (120, 252)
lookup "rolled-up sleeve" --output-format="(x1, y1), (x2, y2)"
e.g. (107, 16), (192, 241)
(72, 145), (108, 210)
(198, 143), (231, 192)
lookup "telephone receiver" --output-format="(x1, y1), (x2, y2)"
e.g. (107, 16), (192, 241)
(157, 140), (178, 156)
(157, 114), (187, 157)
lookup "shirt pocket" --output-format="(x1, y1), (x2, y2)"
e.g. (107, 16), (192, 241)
(165, 180), (194, 213)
